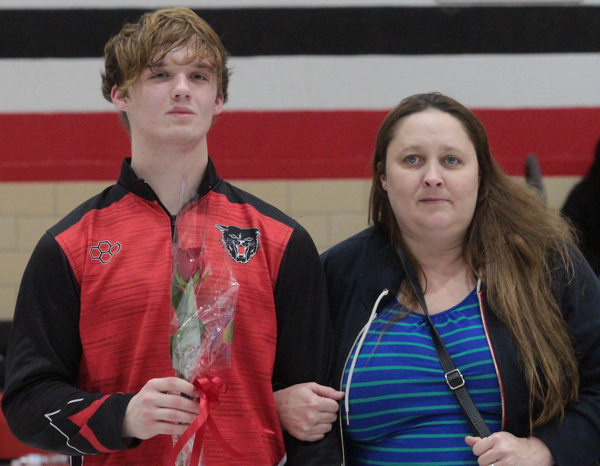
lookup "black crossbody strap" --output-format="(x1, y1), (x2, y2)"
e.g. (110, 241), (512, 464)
(395, 245), (492, 438)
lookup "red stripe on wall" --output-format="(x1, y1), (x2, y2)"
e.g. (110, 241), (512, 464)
(474, 108), (600, 178)
(1, 108), (598, 181)
(1, 113), (130, 182)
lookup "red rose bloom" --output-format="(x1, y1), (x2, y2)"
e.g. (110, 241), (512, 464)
(175, 246), (205, 283)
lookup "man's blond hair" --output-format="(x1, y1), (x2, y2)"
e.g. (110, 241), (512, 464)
(101, 7), (230, 129)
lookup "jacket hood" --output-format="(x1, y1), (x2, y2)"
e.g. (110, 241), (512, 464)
(322, 226), (404, 311)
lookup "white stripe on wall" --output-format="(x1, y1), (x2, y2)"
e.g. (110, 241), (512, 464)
(228, 54), (600, 110)
(2, 53), (600, 113)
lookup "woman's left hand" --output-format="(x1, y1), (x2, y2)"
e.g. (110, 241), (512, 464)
(465, 432), (555, 466)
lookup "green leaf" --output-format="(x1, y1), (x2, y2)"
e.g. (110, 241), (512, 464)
(192, 270), (201, 286)
(169, 334), (183, 378)
(170, 316), (206, 378)
(174, 281), (198, 326)
(224, 319), (234, 344)
(174, 271), (188, 288)
(170, 282), (184, 311)
(200, 269), (209, 285)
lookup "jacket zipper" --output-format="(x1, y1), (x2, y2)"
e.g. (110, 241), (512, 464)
(170, 213), (176, 238)
(139, 180), (178, 239)
(338, 331), (363, 466)
(477, 285), (506, 430)
(338, 288), (389, 464)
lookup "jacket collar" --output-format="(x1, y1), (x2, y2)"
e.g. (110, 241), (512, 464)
(358, 226), (406, 311)
(116, 157), (221, 202)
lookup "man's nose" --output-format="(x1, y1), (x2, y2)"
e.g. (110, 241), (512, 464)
(171, 74), (191, 99)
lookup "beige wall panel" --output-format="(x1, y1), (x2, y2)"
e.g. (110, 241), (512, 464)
(0, 176), (585, 320)
(289, 180), (368, 215)
(0, 286), (18, 321)
(56, 182), (113, 215)
(0, 252), (31, 286)
(363, 180), (373, 207)
(544, 176), (581, 211)
(293, 214), (329, 252)
(18, 216), (62, 251)
(230, 180), (289, 214)
(0, 183), (54, 215)
(0, 216), (16, 251)
(329, 213), (370, 247)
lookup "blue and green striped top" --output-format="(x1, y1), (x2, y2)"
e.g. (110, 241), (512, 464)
(342, 288), (502, 465)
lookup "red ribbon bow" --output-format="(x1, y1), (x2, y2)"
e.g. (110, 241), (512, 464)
(164, 375), (243, 466)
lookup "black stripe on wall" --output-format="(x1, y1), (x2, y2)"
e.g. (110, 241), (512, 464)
(2, 7), (600, 58)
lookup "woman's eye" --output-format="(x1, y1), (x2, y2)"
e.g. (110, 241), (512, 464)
(445, 156), (459, 165)
(405, 155), (420, 164)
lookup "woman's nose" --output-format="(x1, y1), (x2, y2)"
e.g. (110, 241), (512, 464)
(423, 164), (443, 187)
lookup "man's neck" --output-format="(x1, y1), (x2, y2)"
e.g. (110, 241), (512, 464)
(130, 142), (209, 215)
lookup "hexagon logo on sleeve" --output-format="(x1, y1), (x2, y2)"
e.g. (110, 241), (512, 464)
(89, 240), (122, 264)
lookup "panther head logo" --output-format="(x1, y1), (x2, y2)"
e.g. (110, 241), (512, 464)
(215, 224), (261, 264)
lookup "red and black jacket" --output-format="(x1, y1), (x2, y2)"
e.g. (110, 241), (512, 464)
(2, 158), (340, 466)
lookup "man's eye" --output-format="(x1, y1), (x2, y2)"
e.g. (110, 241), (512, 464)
(151, 72), (167, 79)
(193, 73), (207, 80)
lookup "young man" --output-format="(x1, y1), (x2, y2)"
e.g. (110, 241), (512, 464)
(2, 8), (341, 465)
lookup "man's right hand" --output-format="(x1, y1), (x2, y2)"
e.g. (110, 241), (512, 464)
(274, 382), (345, 442)
(121, 377), (200, 440)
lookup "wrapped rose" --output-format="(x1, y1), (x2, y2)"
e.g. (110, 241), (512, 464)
(170, 246), (209, 380)
(167, 186), (240, 466)
(175, 246), (206, 282)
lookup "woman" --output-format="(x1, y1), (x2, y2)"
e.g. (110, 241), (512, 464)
(321, 93), (600, 466)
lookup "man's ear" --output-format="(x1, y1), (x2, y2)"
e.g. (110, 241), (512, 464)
(111, 85), (129, 112)
(213, 92), (224, 116)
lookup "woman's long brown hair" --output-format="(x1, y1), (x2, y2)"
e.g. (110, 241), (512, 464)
(370, 92), (578, 430)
